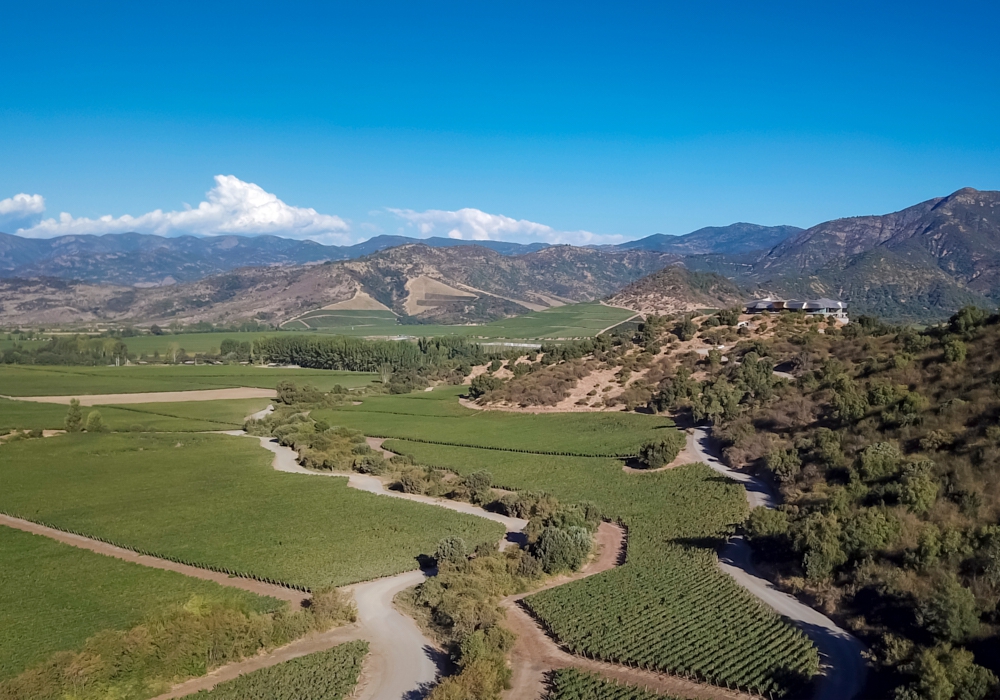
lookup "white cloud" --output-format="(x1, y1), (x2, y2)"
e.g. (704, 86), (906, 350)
(388, 207), (623, 246)
(0, 193), (46, 232)
(13, 176), (351, 245)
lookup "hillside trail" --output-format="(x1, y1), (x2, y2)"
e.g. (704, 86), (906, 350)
(690, 427), (868, 700)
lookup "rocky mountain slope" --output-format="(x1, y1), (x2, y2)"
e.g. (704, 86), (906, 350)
(614, 223), (802, 255)
(685, 188), (1000, 322)
(0, 244), (676, 326)
(606, 265), (746, 314)
(0, 232), (553, 287)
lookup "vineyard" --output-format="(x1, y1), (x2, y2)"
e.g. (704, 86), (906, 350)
(526, 548), (818, 696)
(317, 387), (676, 457)
(0, 525), (277, 680)
(0, 432), (503, 589)
(546, 668), (679, 700)
(360, 399), (820, 696)
(193, 641), (368, 699)
(0, 364), (374, 396)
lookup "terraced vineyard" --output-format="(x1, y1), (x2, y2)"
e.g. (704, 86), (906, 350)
(527, 549), (818, 696)
(194, 641), (368, 699)
(547, 668), (679, 700)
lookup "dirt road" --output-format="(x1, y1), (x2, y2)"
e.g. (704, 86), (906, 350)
(5, 387), (276, 405)
(239, 432), (528, 537)
(690, 428), (868, 700)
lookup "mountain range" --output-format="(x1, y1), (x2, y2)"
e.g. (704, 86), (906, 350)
(0, 188), (997, 326)
(685, 187), (1000, 322)
(0, 224), (797, 287)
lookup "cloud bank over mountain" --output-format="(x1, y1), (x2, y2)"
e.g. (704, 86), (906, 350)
(5, 176), (352, 245)
(388, 207), (623, 246)
(1, 177), (624, 247)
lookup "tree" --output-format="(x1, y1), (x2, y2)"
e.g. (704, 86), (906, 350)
(841, 508), (899, 559)
(674, 318), (697, 341)
(150, 323), (164, 335)
(765, 448), (801, 483)
(379, 363), (393, 386)
(794, 512), (846, 581)
(917, 577), (980, 643)
(745, 507), (790, 548)
(899, 461), (939, 514)
(167, 342), (181, 364)
(858, 442), (902, 481)
(85, 410), (105, 432)
(65, 398), (83, 432)
(943, 339), (967, 364)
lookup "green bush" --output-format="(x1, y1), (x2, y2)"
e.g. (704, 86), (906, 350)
(636, 431), (686, 469)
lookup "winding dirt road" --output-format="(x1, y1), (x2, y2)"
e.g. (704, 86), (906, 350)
(690, 428), (868, 700)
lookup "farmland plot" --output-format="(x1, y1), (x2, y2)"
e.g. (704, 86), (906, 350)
(0, 432), (502, 589)
(193, 641), (367, 700)
(0, 525), (279, 680)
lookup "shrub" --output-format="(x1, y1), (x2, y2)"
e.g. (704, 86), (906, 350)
(435, 536), (469, 565)
(917, 577), (980, 643)
(534, 526), (591, 574)
(636, 431), (686, 469)
(85, 410), (106, 433)
(469, 374), (505, 399)
(765, 448), (801, 483)
(944, 339), (968, 364)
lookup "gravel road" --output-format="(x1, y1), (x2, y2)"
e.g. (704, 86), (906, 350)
(690, 428), (868, 700)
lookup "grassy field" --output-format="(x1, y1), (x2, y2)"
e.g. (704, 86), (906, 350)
(0, 525), (280, 680)
(0, 364), (376, 396)
(0, 432), (503, 589)
(0, 397), (272, 432)
(193, 641), (367, 699)
(314, 387), (674, 457)
(477, 302), (636, 339)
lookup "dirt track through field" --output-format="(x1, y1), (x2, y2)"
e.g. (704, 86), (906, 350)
(691, 428), (868, 700)
(4, 387), (276, 405)
(0, 514), (306, 605)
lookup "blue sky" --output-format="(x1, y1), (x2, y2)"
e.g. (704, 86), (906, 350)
(1, 1), (997, 245)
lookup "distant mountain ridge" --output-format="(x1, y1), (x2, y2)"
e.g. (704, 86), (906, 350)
(0, 243), (676, 326)
(613, 223), (803, 255)
(684, 188), (1000, 322)
(0, 222), (797, 288)
(0, 232), (553, 286)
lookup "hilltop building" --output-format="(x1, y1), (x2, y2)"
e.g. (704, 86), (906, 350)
(745, 297), (848, 321)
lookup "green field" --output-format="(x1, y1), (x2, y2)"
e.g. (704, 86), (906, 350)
(194, 642), (367, 700)
(0, 397), (272, 432)
(0, 364), (376, 396)
(0, 525), (279, 680)
(314, 387), (673, 457)
(289, 302), (636, 340)
(478, 302), (636, 339)
(0, 432), (503, 589)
